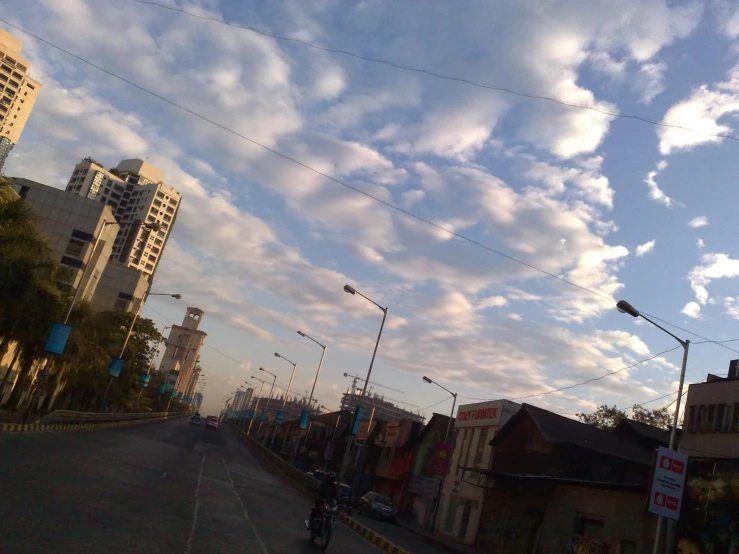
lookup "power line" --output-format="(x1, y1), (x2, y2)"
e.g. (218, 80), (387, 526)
(9, 18), (738, 374)
(641, 312), (739, 355)
(124, 0), (739, 146)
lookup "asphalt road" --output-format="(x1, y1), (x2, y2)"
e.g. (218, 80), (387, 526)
(352, 512), (450, 554)
(0, 419), (380, 554)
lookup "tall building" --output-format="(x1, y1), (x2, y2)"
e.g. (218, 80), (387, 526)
(65, 158), (180, 278)
(340, 391), (425, 424)
(193, 392), (203, 412)
(232, 388), (254, 413)
(0, 28), (42, 172)
(158, 308), (207, 397)
(12, 178), (119, 300)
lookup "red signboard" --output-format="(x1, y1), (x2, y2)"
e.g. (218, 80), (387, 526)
(458, 407), (498, 423)
(430, 442), (452, 475)
(648, 446), (689, 520)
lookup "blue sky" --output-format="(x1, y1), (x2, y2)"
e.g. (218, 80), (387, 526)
(5, 0), (739, 418)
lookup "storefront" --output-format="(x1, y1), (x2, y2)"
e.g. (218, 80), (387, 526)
(435, 399), (520, 545)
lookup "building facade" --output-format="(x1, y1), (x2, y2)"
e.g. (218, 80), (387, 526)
(65, 158), (180, 278)
(158, 308), (207, 397)
(436, 399), (520, 545)
(0, 28), (41, 171)
(232, 388), (254, 413)
(88, 261), (149, 313)
(13, 178), (119, 300)
(340, 392), (425, 424)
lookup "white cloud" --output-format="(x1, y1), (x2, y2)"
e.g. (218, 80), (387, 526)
(724, 297), (739, 319)
(644, 160), (674, 207)
(697, 238), (705, 248)
(634, 61), (667, 103)
(476, 296), (508, 310)
(689, 216), (709, 228)
(682, 302), (702, 318)
(635, 240), (656, 257)
(687, 253), (739, 305)
(658, 64), (739, 154)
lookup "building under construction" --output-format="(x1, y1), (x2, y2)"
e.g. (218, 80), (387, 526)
(340, 391), (425, 423)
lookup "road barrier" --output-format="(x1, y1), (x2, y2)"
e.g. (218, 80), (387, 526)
(0, 410), (187, 433)
(227, 421), (410, 554)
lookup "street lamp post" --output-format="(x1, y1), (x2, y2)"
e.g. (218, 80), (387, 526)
(101, 291), (181, 411)
(271, 353), (297, 450)
(259, 367), (278, 440)
(248, 376), (266, 435)
(135, 324), (170, 405)
(617, 300), (689, 554)
(294, 330), (328, 460)
(422, 376), (458, 443)
(338, 284), (388, 485)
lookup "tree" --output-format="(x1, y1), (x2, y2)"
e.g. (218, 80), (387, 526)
(578, 404), (671, 430)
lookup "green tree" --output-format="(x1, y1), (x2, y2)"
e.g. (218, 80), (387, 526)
(578, 404), (672, 430)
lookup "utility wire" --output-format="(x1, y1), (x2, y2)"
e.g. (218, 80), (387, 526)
(641, 312), (739, 355)
(124, 0), (739, 145)
(9, 18), (737, 371)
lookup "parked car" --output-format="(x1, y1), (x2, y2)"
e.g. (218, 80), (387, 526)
(358, 492), (397, 522)
(338, 484), (354, 515)
(189, 415), (201, 425)
(206, 415), (218, 430)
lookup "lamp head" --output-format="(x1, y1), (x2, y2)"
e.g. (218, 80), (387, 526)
(343, 284), (356, 295)
(274, 352), (280, 358)
(616, 300), (640, 318)
(422, 376), (433, 384)
(297, 330), (305, 336)
(172, 294), (182, 299)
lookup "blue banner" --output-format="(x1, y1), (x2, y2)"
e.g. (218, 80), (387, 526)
(176, 392), (183, 399)
(158, 383), (167, 394)
(140, 374), (151, 388)
(108, 357), (124, 377)
(300, 409), (311, 430)
(275, 410), (285, 425)
(252, 410), (258, 419)
(350, 406), (364, 436)
(44, 323), (72, 355)
(260, 411), (267, 421)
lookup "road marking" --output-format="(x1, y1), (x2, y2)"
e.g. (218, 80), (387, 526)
(221, 457), (268, 554)
(162, 471), (167, 479)
(184, 453), (206, 554)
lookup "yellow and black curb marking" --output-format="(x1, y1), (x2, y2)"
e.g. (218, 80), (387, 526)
(227, 422), (410, 554)
(338, 512), (410, 554)
(0, 414), (184, 434)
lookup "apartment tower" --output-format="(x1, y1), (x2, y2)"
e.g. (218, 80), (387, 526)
(0, 28), (42, 171)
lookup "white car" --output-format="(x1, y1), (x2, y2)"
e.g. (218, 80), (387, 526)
(206, 416), (218, 430)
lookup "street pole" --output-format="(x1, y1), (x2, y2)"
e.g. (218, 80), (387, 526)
(338, 288), (387, 485)
(259, 373), (277, 440)
(293, 331), (328, 463)
(270, 353), (297, 450)
(248, 379), (265, 435)
(616, 300), (688, 554)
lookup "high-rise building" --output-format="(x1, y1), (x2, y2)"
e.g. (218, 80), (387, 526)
(193, 392), (203, 412)
(12, 178), (119, 300)
(158, 308), (207, 397)
(232, 388), (254, 413)
(65, 158), (180, 278)
(0, 28), (42, 172)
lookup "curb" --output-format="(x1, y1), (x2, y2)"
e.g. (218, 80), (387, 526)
(227, 422), (410, 554)
(0, 414), (185, 434)
(337, 512), (410, 554)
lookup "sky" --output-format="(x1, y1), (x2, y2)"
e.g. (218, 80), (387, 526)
(5, 0), (739, 420)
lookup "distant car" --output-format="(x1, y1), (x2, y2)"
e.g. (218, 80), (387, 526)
(189, 415), (201, 425)
(206, 415), (218, 430)
(358, 492), (397, 522)
(338, 484), (354, 514)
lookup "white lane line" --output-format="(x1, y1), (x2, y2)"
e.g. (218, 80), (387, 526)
(184, 453), (206, 554)
(162, 471), (168, 479)
(221, 457), (268, 554)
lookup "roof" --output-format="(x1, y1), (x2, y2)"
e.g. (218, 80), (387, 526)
(418, 413), (454, 443)
(492, 404), (652, 465)
(614, 418), (671, 445)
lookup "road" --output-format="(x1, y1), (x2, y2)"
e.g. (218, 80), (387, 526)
(352, 513), (450, 554)
(0, 419), (381, 553)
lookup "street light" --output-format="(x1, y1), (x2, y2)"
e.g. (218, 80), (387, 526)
(298, 330), (327, 411)
(101, 290), (181, 410)
(248, 376), (267, 435)
(339, 283), (388, 484)
(617, 299), (689, 554)
(259, 367), (278, 439)
(422, 376), (457, 444)
(271, 353), (298, 449)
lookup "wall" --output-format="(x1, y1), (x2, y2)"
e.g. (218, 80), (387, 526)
(681, 379), (739, 458)
(478, 479), (656, 554)
(89, 262), (149, 313)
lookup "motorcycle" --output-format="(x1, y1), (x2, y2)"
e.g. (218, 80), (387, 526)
(305, 498), (338, 549)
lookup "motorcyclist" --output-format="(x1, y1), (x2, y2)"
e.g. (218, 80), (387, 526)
(308, 472), (339, 529)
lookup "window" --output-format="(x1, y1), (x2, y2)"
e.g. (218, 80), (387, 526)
(145, 263), (154, 271)
(574, 514), (604, 540)
(163, 214), (172, 222)
(64, 238), (86, 258)
(157, 191), (165, 199)
(60, 256), (84, 269)
(114, 298), (129, 311)
(7, 80), (18, 89)
(12, 71), (22, 80)
(26, 82), (35, 90)
(473, 427), (487, 468)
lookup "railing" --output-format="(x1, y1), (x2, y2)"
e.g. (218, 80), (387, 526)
(39, 410), (187, 425)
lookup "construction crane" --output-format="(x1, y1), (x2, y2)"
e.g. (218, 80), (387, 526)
(343, 372), (404, 394)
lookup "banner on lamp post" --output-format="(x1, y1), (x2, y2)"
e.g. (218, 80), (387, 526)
(139, 374), (151, 388)
(108, 357), (124, 377)
(350, 406), (364, 436)
(299, 410), (311, 430)
(275, 410), (285, 425)
(44, 323), (72, 355)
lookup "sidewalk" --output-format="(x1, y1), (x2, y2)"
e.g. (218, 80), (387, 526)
(396, 521), (483, 554)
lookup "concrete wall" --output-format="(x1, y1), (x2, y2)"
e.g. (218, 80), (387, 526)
(681, 379), (739, 458)
(89, 262), (149, 313)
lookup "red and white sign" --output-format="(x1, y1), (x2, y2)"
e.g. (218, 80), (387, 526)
(648, 447), (689, 520)
(456, 400), (505, 428)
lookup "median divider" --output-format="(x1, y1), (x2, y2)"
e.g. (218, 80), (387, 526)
(0, 410), (187, 433)
(227, 421), (410, 554)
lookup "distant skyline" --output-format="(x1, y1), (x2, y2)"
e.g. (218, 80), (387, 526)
(6, 0), (739, 419)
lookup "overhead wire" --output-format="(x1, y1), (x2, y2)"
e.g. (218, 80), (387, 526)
(124, 0), (739, 145)
(10, 18), (739, 415)
(7, 16), (738, 357)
